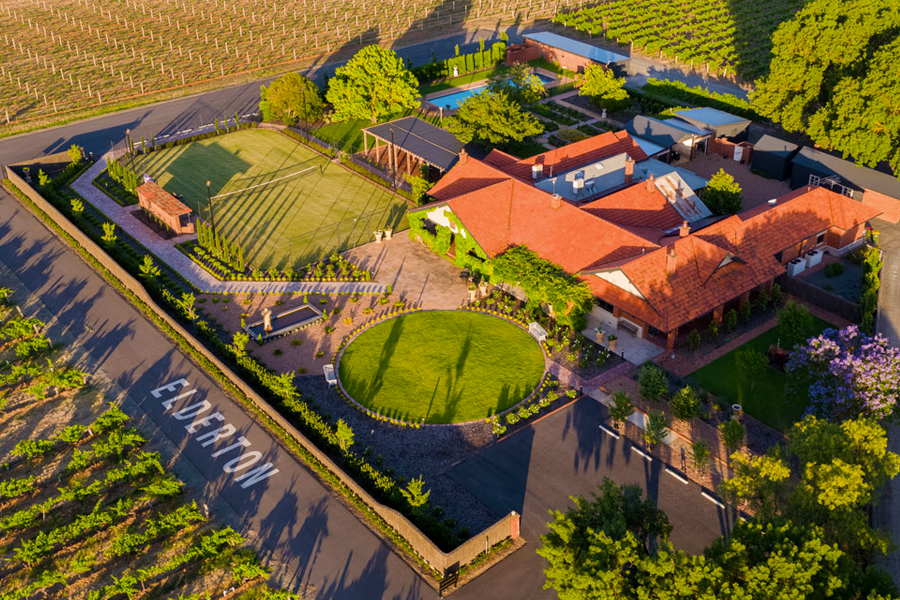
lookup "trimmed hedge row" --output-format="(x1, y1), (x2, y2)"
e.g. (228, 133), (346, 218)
(639, 78), (760, 121)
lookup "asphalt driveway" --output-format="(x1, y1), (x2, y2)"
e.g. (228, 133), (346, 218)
(450, 398), (735, 599)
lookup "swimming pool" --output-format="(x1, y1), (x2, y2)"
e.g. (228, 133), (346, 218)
(428, 72), (556, 111)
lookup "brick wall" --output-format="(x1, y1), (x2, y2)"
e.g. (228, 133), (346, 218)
(4, 166), (520, 580)
(862, 188), (900, 224)
(709, 138), (753, 163)
(524, 38), (593, 72)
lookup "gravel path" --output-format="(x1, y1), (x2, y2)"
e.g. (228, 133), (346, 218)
(301, 376), (499, 534)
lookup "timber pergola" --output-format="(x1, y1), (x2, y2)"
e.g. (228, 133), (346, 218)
(362, 116), (464, 180)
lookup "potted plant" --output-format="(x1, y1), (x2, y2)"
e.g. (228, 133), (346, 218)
(608, 334), (618, 351)
(468, 283), (477, 302)
(384, 227), (393, 240)
(374, 230), (384, 243)
(595, 327), (604, 343)
(478, 280), (490, 298)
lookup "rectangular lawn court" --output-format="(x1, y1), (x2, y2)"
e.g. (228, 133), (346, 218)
(133, 129), (408, 269)
(688, 316), (834, 433)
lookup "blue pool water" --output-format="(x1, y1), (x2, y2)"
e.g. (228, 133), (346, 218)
(429, 73), (555, 110)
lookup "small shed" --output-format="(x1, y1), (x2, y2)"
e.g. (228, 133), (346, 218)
(672, 108), (751, 142)
(625, 116), (712, 162)
(136, 181), (195, 235)
(750, 134), (799, 181)
(362, 116), (465, 180)
(518, 31), (631, 76)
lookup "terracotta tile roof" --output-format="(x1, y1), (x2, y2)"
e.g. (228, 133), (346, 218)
(445, 177), (657, 273)
(137, 181), (192, 217)
(482, 149), (520, 170)
(585, 186), (879, 331)
(581, 182), (683, 230)
(503, 130), (648, 181)
(428, 157), (511, 201)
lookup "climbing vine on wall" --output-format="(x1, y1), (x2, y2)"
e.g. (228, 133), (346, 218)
(492, 245), (593, 330)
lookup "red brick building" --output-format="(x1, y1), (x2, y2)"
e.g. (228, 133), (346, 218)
(419, 131), (881, 350)
(136, 181), (195, 235)
(507, 31), (630, 76)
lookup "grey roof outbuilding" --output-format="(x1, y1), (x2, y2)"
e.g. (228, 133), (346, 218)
(790, 146), (900, 200)
(624, 116), (712, 149)
(672, 107), (751, 140)
(364, 116), (465, 172)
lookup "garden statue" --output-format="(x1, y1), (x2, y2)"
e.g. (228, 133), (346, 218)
(262, 308), (273, 334)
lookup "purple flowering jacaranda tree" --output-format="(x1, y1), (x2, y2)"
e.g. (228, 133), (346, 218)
(786, 325), (900, 421)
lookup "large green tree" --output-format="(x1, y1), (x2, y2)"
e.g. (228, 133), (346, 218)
(721, 416), (900, 567)
(259, 73), (324, 126)
(702, 168), (743, 215)
(752, 0), (900, 176)
(488, 63), (547, 106)
(538, 478), (674, 600)
(325, 45), (420, 123)
(446, 90), (543, 147)
(579, 64), (629, 109)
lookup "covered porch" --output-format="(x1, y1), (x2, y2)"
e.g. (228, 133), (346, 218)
(361, 116), (464, 182)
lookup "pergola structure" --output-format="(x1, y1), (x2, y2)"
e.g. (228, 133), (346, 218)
(361, 116), (464, 181)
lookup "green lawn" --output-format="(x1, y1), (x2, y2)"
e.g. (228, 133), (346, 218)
(133, 129), (407, 269)
(689, 317), (833, 432)
(338, 311), (546, 424)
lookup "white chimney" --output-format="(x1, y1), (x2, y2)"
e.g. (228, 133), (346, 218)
(532, 163), (543, 180)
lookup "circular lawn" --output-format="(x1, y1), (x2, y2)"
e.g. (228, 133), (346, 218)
(337, 311), (546, 424)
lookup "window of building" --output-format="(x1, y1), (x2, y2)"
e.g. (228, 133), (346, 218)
(422, 219), (438, 236)
(816, 233), (825, 244)
(594, 297), (614, 313)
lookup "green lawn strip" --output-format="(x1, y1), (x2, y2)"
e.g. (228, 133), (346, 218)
(688, 317), (833, 432)
(3, 179), (441, 581)
(339, 311), (545, 424)
(131, 129), (406, 268)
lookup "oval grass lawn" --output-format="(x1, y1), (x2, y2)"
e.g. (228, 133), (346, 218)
(337, 311), (546, 424)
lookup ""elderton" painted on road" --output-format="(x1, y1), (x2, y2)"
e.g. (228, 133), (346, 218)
(151, 378), (279, 489)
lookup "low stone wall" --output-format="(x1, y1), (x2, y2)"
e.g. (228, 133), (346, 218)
(4, 165), (521, 579)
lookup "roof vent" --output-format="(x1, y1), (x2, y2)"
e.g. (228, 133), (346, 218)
(532, 163), (543, 180)
(573, 178), (584, 194)
(768, 198), (777, 205)
(550, 194), (562, 210)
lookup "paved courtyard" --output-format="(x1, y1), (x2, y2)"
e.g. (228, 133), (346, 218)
(344, 234), (470, 310)
(684, 153), (793, 210)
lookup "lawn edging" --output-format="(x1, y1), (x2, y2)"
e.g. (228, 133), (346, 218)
(3, 170), (523, 586)
(331, 307), (551, 428)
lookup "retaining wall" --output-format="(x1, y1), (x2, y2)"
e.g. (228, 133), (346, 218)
(4, 165), (520, 578)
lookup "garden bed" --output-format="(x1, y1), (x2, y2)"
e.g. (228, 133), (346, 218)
(129, 207), (178, 240)
(176, 240), (372, 282)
